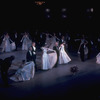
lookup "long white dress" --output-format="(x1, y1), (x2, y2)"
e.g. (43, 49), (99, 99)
(42, 47), (51, 70)
(96, 52), (100, 64)
(21, 35), (32, 50)
(10, 61), (35, 82)
(41, 47), (57, 70)
(59, 44), (71, 64)
(1, 35), (12, 52)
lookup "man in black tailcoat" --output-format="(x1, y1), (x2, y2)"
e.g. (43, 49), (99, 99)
(26, 47), (33, 62)
(53, 42), (59, 67)
(79, 43), (85, 61)
(31, 42), (37, 71)
(79, 41), (88, 62)
(87, 38), (92, 59)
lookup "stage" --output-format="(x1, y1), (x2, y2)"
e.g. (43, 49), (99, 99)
(0, 48), (100, 99)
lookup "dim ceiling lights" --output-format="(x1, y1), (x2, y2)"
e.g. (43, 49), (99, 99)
(35, 1), (45, 5)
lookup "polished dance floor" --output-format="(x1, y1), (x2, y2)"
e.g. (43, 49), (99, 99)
(0, 48), (100, 100)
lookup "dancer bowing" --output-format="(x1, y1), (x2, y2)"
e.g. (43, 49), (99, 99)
(0, 56), (15, 86)
(59, 42), (71, 64)
(10, 60), (35, 82)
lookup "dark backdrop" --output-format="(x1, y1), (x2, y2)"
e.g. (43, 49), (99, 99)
(0, 1), (99, 36)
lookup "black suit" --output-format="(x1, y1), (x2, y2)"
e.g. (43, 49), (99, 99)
(26, 50), (33, 62)
(60, 39), (66, 45)
(87, 39), (91, 59)
(31, 46), (37, 71)
(53, 46), (59, 67)
(79, 43), (85, 61)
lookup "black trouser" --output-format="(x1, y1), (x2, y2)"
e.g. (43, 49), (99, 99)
(54, 54), (59, 67)
(1, 69), (8, 86)
(88, 49), (91, 59)
(80, 51), (84, 61)
(33, 55), (37, 71)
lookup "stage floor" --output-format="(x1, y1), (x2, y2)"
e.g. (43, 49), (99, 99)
(0, 49), (100, 99)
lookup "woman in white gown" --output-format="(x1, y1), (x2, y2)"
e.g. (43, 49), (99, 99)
(59, 43), (71, 64)
(41, 47), (56, 70)
(96, 52), (100, 64)
(21, 32), (32, 50)
(45, 33), (60, 49)
(41, 47), (51, 70)
(1, 33), (13, 52)
(10, 60), (35, 82)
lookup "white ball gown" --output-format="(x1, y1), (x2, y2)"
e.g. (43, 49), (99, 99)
(1, 35), (13, 52)
(41, 47), (51, 70)
(10, 61), (35, 82)
(59, 44), (71, 64)
(41, 47), (57, 70)
(21, 35), (32, 50)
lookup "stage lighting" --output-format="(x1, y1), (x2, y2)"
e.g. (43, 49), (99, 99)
(35, 1), (45, 5)
(62, 8), (67, 12)
(45, 8), (50, 12)
(88, 16), (92, 19)
(90, 8), (93, 12)
(46, 15), (50, 18)
(62, 15), (67, 18)
(86, 8), (90, 12)
(86, 8), (93, 12)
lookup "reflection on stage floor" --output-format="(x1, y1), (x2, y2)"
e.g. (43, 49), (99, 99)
(0, 48), (100, 99)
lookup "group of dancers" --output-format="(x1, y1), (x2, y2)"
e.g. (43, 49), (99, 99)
(0, 31), (100, 63)
(0, 32), (72, 84)
(0, 32), (32, 52)
(42, 41), (71, 70)
(0, 31), (100, 62)
(0, 31), (100, 85)
(25, 33), (71, 71)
